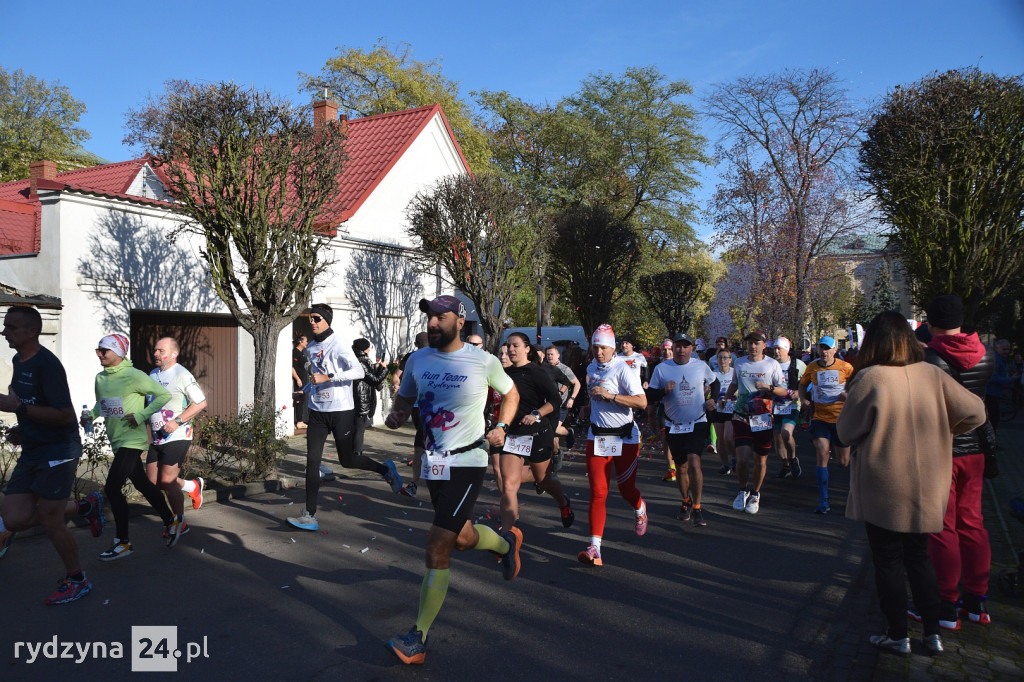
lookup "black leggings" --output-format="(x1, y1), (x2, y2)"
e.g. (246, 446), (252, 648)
(306, 409), (386, 514)
(864, 521), (941, 638)
(104, 447), (173, 540)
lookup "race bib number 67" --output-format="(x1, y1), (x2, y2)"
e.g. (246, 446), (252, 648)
(421, 451), (452, 480)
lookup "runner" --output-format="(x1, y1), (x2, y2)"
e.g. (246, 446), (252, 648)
(288, 303), (401, 532)
(649, 339), (678, 482)
(146, 337), (208, 547)
(710, 346), (737, 475)
(771, 336), (806, 481)
(499, 333), (574, 531)
(648, 333), (720, 527)
(384, 296), (522, 665)
(544, 345), (581, 457)
(798, 336), (854, 514)
(0, 306), (96, 603)
(86, 333), (175, 559)
(578, 324), (649, 566)
(722, 331), (788, 515)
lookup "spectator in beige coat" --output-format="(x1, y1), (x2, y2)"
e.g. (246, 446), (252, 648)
(837, 311), (986, 657)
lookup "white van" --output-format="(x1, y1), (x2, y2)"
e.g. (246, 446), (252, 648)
(499, 326), (589, 351)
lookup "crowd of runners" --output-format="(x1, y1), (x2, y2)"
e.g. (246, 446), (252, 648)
(0, 293), (1002, 663)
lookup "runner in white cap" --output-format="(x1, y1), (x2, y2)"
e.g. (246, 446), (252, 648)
(771, 336), (806, 481)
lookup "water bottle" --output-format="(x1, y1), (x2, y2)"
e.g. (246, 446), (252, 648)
(81, 405), (93, 434)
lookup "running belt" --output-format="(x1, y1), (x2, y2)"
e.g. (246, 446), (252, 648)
(589, 422), (635, 438)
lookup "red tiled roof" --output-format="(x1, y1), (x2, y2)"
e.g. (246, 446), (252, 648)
(0, 104), (469, 250)
(0, 199), (39, 255)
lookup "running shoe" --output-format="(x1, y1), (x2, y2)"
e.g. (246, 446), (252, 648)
(387, 627), (428, 665)
(790, 458), (802, 479)
(662, 469), (676, 482)
(560, 496), (575, 528)
(744, 492), (760, 515)
(500, 527), (523, 580)
(319, 464), (335, 481)
(287, 511), (319, 531)
(383, 459), (403, 493)
(718, 465), (733, 476)
(400, 481), (418, 498)
(188, 477), (205, 510)
(814, 501), (830, 515)
(923, 634), (944, 654)
(551, 448), (564, 472)
(99, 539), (133, 561)
(676, 502), (692, 522)
(0, 530), (15, 559)
(959, 594), (992, 624)
(84, 490), (105, 537)
(162, 520), (190, 539)
(565, 427), (576, 450)
(938, 601), (962, 630)
(705, 443), (717, 454)
(45, 576), (92, 605)
(869, 634), (910, 655)
(775, 466), (792, 479)
(732, 490), (749, 511)
(692, 508), (707, 527)
(577, 544), (602, 566)
(165, 515), (186, 548)
(634, 506), (648, 536)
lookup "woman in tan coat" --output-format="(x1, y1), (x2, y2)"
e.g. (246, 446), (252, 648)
(837, 311), (985, 656)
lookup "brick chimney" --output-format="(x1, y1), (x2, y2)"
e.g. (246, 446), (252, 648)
(29, 160), (57, 198)
(313, 100), (338, 127)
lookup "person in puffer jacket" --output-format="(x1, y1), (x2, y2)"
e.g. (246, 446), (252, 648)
(352, 338), (389, 456)
(916, 294), (996, 630)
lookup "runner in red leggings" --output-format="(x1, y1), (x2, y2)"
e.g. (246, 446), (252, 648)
(578, 324), (648, 567)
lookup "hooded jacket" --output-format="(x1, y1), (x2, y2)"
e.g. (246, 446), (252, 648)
(925, 332), (995, 457)
(91, 358), (171, 452)
(353, 350), (389, 418)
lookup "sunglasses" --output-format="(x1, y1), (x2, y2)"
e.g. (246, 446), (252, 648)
(309, 315), (324, 323)
(470, 342), (483, 347)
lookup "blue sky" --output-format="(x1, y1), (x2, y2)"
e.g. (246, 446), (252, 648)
(2, 0), (1022, 239)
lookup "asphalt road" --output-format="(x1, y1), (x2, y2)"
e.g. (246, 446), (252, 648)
(2, 428), (880, 681)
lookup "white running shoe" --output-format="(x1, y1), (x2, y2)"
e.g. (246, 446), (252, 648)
(732, 490), (749, 511)
(744, 492), (761, 514)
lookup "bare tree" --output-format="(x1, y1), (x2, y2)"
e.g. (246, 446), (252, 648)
(124, 80), (348, 416)
(405, 174), (543, 353)
(706, 69), (868, 335)
(640, 269), (710, 337)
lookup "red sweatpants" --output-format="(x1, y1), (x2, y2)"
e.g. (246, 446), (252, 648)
(928, 453), (990, 601)
(585, 441), (643, 537)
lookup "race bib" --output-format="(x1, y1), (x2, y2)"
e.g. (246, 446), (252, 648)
(593, 435), (623, 457)
(749, 413), (773, 432)
(773, 400), (794, 415)
(669, 421), (695, 434)
(502, 434), (534, 456)
(421, 450), (452, 481)
(99, 397), (125, 419)
(721, 399), (736, 414)
(316, 388), (332, 400)
(814, 370), (842, 403)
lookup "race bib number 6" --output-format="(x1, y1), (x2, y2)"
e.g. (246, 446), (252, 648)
(669, 421), (695, 434)
(421, 451), (452, 481)
(593, 435), (623, 457)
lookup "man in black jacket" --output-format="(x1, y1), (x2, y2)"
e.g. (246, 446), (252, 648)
(917, 294), (996, 629)
(352, 338), (389, 457)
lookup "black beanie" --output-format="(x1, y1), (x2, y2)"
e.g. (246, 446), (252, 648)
(925, 295), (963, 330)
(352, 338), (371, 353)
(310, 303), (333, 326)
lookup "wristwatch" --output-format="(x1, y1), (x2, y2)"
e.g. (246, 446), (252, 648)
(495, 422), (508, 430)
(531, 410), (542, 420)
(174, 417), (185, 426)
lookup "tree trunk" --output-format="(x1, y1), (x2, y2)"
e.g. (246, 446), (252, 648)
(248, 314), (282, 422)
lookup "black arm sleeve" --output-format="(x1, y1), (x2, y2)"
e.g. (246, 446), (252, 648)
(708, 378), (721, 400)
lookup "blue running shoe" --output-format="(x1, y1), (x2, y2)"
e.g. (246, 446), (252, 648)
(383, 459), (403, 494)
(286, 511), (319, 531)
(85, 490), (105, 537)
(387, 627), (427, 665)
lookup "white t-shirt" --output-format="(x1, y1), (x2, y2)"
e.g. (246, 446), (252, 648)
(586, 356), (643, 443)
(617, 352), (647, 381)
(714, 366), (735, 400)
(649, 358), (718, 425)
(399, 345), (514, 467)
(730, 356), (785, 416)
(147, 364), (206, 444)
(305, 333), (364, 413)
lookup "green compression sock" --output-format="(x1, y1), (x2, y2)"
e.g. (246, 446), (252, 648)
(472, 523), (510, 554)
(415, 568), (450, 639)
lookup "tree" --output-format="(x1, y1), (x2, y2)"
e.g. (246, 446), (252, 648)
(123, 80), (348, 416)
(300, 39), (491, 172)
(806, 258), (857, 343)
(0, 66), (90, 182)
(706, 69), (868, 336)
(853, 260), (900, 324)
(639, 249), (720, 338)
(549, 205), (643, 337)
(405, 174), (542, 354)
(860, 67), (1024, 327)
